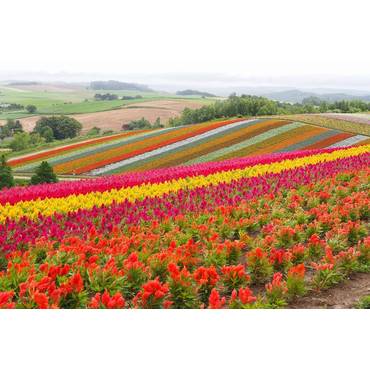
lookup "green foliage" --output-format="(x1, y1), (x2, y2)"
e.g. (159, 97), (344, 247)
(94, 93), (118, 101)
(8, 132), (45, 151)
(9, 132), (31, 151)
(87, 126), (101, 136)
(122, 117), (154, 131)
(30, 161), (58, 185)
(33, 115), (82, 140)
(0, 119), (23, 139)
(0, 155), (14, 189)
(39, 126), (54, 142)
(356, 296), (370, 309)
(168, 95), (370, 126)
(25, 104), (37, 113)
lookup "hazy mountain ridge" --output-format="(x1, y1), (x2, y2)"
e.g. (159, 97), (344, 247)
(260, 89), (370, 103)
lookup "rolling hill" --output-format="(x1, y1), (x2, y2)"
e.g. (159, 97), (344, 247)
(9, 116), (369, 176)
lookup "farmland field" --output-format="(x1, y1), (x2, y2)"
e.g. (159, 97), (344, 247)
(0, 144), (369, 308)
(6, 99), (208, 133)
(0, 83), (212, 130)
(8, 117), (370, 176)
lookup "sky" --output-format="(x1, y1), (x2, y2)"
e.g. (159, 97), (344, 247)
(1, 0), (370, 90)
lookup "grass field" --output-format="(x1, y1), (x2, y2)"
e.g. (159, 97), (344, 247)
(9, 116), (369, 176)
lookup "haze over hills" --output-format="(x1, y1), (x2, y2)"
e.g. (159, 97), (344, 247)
(2, 72), (370, 103)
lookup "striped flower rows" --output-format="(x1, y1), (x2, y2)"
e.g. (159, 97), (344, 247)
(0, 146), (367, 256)
(9, 116), (369, 177)
(89, 119), (368, 173)
(13, 127), (182, 172)
(0, 145), (368, 225)
(8, 130), (148, 169)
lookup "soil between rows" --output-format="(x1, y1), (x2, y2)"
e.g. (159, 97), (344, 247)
(289, 272), (370, 309)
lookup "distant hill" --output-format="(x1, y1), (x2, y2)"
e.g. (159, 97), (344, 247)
(176, 89), (216, 97)
(7, 81), (40, 86)
(90, 80), (153, 92)
(264, 89), (370, 104)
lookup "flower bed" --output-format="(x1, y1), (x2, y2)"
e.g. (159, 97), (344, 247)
(0, 163), (368, 308)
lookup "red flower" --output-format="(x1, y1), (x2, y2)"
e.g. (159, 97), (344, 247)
(33, 292), (49, 309)
(193, 266), (219, 286)
(89, 291), (125, 309)
(288, 264), (305, 278)
(311, 262), (334, 271)
(69, 273), (84, 293)
(134, 279), (169, 308)
(208, 289), (226, 309)
(265, 272), (287, 294)
(231, 287), (257, 305)
(0, 291), (15, 309)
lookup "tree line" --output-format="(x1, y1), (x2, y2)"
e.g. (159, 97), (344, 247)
(168, 94), (370, 126)
(1, 116), (82, 152)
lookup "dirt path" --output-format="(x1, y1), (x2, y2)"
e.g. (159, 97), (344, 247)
(289, 273), (370, 309)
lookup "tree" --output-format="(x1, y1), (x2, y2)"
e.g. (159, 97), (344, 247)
(9, 132), (31, 151)
(30, 161), (58, 185)
(40, 126), (54, 142)
(33, 116), (82, 140)
(26, 105), (37, 114)
(30, 132), (46, 146)
(153, 117), (163, 128)
(0, 155), (14, 189)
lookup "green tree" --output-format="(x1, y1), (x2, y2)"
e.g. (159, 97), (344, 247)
(0, 155), (14, 189)
(26, 105), (37, 114)
(33, 116), (82, 140)
(40, 126), (54, 142)
(30, 132), (46, 146)
(153, 117), (163, 128)
(30, 161), (58, 185)
(9, 132), (31, 151)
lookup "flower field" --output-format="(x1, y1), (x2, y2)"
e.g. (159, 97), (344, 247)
(8, 117), (370, 176)
(0, 144), (369, 308)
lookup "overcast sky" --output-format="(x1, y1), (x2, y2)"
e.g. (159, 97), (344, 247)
(1, 0), (370, 89)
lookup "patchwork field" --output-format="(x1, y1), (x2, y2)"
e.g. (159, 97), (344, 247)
(9, 117), (370, 176)
(4, 99), (206, 133)
(0, 83), (212, 132)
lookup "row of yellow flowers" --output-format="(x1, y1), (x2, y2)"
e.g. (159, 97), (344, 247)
(0, 145), (369, 223)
